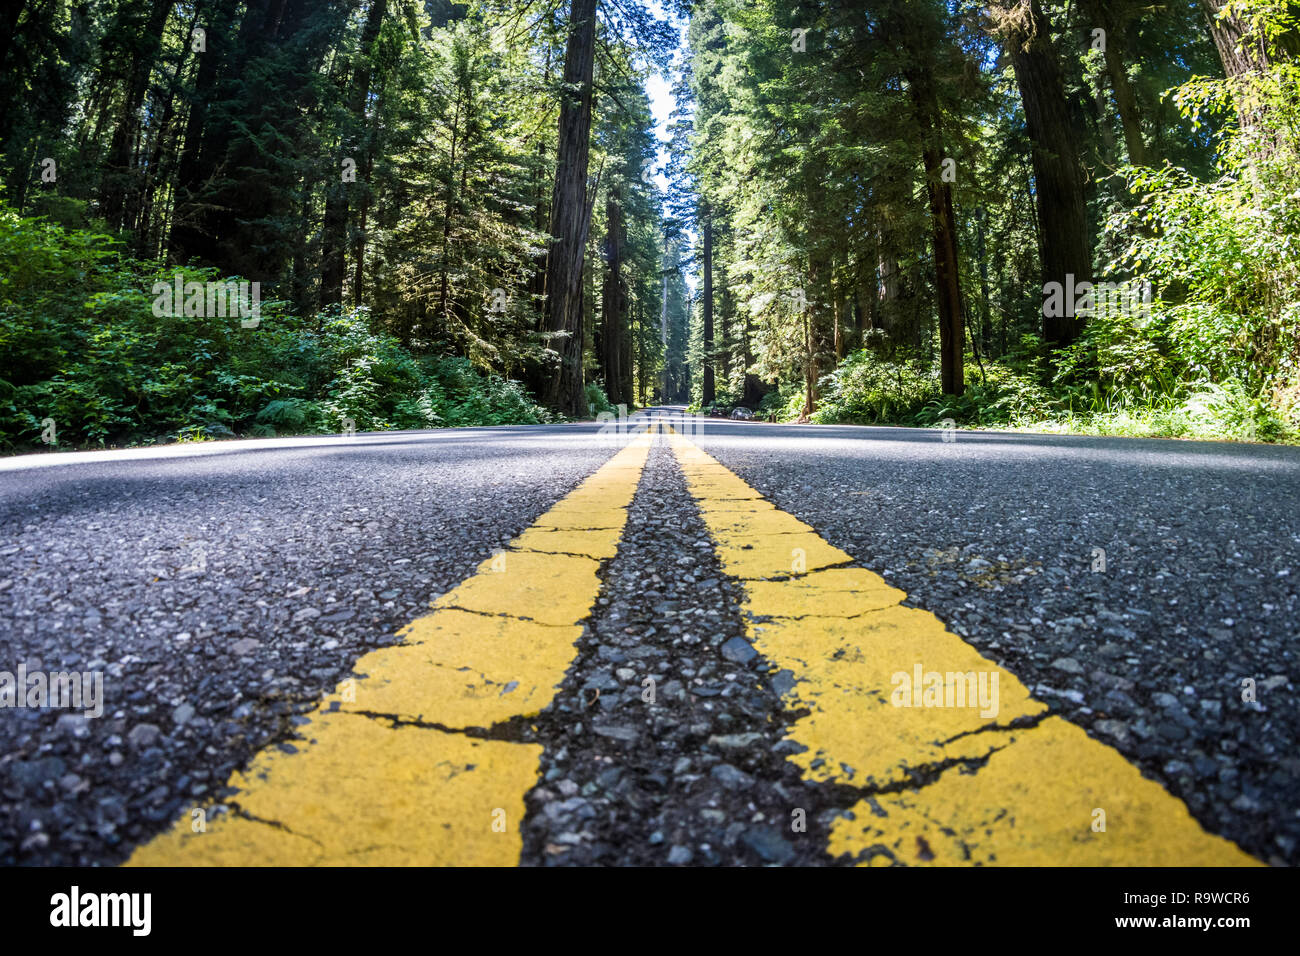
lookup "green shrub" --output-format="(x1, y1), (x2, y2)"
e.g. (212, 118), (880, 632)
(0, 198), (550, 450)
(585, 381), (616, 416)
(810, 352), (938, 424)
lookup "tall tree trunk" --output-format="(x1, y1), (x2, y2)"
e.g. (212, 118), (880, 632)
(100, 0), (173, 232)
(0, 0), (29, 149)
(136, 7), (199, 256)
(879, 250), (898, 341)
(170, 0), (252, 264)
(436, 92), (463, 334)
(635, 296), (646, 406)
(527, 10), (555, 333)
(802, 296), (814, 418)
(995, 0), (1092, 348)
(621, 279), (635, 406)
(351, 87), (384, 305)
(833, 288), (843, 360)
(600, 189), (630, 407)
(975, 207), (993, 357)
(1198, 0), (1299, 142)
(906, 55), (965, 394)
(173, 0), (337, 281)
(291, 186), (314, 316)
(1200, 0), (1272, 77)
(701, 209), (715, 406)
(719, 257), (736, 388)
(1081, 0), (1151, 166)
(660, 232), (670, 401)
(540, 0), (598, 417)
(321, 0), (387, 310)
(1103, 28), (1149, 166)
(801, 254), (836, 415)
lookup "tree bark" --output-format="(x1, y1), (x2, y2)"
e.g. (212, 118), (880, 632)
(621, 274), (635, 406)
(801, 254), (836, 415)
(0, 0), (29, 149)
(975, 207), (993, 356)
(1080, 0), (1151, 166)
(701, 209), (715, 405)
(172, 0), (336, 282)
(1103, 24), (1149, 165)
(635, 296), (646, 406)
(600, 188), (631, 407)
(995, 0), (1092, 348)
(905, 47), (965, 394)
(100, 0), (173, 232)
(351, 81), (385, 305)
(135, 7), (198, 256)
(1200, 0), (1272, 77)
(321, 0), (387, 310)
(660, 231), (670, 400)
(539, 0), (598, 416)
(170, 0), (260, 265)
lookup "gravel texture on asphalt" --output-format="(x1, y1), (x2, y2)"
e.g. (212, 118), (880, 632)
(517, 435), (855, 866)
(3, 414), (1297, 867)
(0, 428), (613, 865)
(682, 414), (1300, 866)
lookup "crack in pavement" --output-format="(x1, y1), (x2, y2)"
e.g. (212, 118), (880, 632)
(666, 425), (1261, 867)
(516, 433), (878, 866)
(934, 709), (1055, 746)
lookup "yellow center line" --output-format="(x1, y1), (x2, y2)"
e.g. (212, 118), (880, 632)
(666, 426), (1259, 866)
(126, 428), (654, 866)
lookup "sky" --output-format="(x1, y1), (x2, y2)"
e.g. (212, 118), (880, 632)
(641, 0), (685, 196)
(645, 70), (675, 195)
(633, 0), (697, 291)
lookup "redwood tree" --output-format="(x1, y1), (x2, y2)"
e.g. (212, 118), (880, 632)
(540, 0), (598, 416)
(992, 0), (1092, 348)
(701, 206), (715, 405)
(600, 188), (632, 407)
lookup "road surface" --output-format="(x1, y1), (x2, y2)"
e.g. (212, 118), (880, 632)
(1, 409), (1296, 866)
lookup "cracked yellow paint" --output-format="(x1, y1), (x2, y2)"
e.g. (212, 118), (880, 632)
(667, 427), (1259, 867)
(829, 716), (1252, 866)
(699, 507), (811, 537)
(747, 608), (1046, 787)
(127, 428), (653, 867)
(430, 551), (602, 625)
(744, 567), (904, 618)
(342, 610), (582, 727)
(127, 713), (538, 866)
(510, 526), (622, 560)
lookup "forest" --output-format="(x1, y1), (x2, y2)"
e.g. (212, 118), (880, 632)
(2, 0), (1299, 448)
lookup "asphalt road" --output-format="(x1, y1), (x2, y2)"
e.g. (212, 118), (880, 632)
(0, 410), (1296, 866)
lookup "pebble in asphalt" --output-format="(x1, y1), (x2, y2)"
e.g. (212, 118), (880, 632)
(517, 437), (852, 866)
(684, 419), (1300, 866)
(1, 416), (1297, 866)
(0, 430), (612, 864)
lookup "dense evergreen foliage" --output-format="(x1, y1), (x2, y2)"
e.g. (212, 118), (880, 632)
(0, 0), (681, 448)
(2, 0), (1299, 448)
(677, 0), (1300, 441)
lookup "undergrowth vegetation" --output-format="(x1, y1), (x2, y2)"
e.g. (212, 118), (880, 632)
(0, 199), (555, 450)
(755, 14), (1300, 446)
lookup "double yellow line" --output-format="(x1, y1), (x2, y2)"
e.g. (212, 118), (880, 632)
(129, 422), (1258, 866)
(129, 428), (654, 865)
